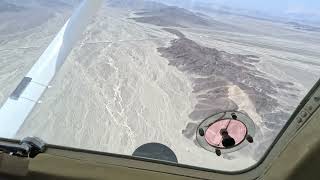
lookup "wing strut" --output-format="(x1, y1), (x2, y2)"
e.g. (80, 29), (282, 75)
(0, 0), (103, 138)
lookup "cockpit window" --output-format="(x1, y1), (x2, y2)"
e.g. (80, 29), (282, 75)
(0, 0), (319, 171)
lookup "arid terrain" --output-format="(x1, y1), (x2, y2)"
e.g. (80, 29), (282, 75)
(0, 0), (319, 171)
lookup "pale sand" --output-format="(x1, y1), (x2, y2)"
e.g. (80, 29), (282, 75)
(5, 1), (320, 172)
(228, 85), (262, 127)
(15, 7), (255, 171)
(4, 3), (320, 170)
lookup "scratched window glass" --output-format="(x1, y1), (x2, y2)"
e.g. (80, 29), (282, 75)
(0, 0), (319, 171)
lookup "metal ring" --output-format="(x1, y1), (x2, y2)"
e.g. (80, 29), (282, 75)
(196, 111), (256, 154)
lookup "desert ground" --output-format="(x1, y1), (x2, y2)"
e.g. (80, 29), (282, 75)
(0, 0), (319, 171)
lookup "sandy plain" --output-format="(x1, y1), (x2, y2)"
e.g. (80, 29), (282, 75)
(0, 1), (319, 171)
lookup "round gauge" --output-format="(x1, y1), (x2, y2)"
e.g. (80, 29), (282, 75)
(204, 119), (247, 148)
(196, 111), (255, 155)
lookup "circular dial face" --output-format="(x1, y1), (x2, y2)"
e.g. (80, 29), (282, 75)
(196, 111), (256, 154)
(204, 119), (247, 148)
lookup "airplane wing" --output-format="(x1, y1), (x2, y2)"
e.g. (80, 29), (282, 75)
(0, 0), (103, 138)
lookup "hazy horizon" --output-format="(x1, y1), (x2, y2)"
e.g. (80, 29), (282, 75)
(153, 0), (320, 25)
